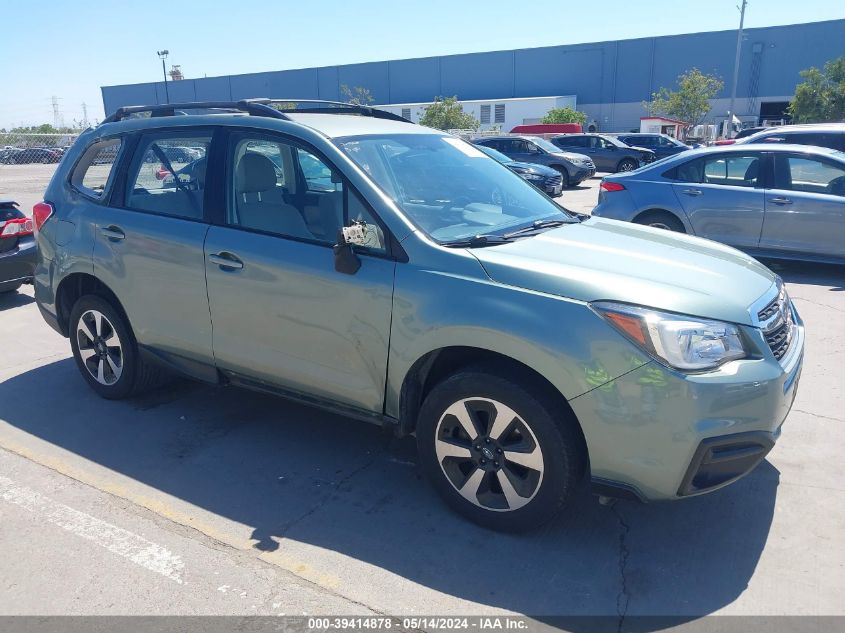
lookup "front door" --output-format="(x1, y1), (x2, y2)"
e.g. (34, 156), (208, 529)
(760, 153), (845, 259)
(92, 130), (215, 367)
(204, 132), (395, 413)
(670, 151), (767, 249)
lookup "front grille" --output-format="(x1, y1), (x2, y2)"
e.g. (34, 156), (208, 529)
(547, 174), (562, 187)
(758, 296), (780, 321)
(584, 160), (595, 169)
(765, 321), (792, 361)
(757, 286), (795, 362)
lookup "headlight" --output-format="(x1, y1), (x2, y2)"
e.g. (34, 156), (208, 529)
(592, 302), (747, 371)
(521, 172), (545, 181)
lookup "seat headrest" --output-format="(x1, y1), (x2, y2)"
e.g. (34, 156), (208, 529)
(237, 152), (277, 193)
(744, 159), (760, 181)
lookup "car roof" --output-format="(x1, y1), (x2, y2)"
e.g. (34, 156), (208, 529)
(666, 142), (843, 160)
(286, 113), (428, 138)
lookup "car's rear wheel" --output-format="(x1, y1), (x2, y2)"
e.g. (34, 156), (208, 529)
(635, 210), (686, 233)
(69, 295), (162, 399)
(617, 158), (638, 172)
(417, 367), (584, 532)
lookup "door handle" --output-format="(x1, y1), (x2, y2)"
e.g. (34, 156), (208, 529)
(682, 189), (703, 197)
(99, 225), (125, 240)
(770, 197), (793, 205)
(208, 252), (244, 270)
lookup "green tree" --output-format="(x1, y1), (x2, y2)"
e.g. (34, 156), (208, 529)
(541, 106), (587, 125)
(788, 57), (845, 123)
(418, 96), (479, 131)
(644, 68), (724, 127)
(340, 84), (374, 105)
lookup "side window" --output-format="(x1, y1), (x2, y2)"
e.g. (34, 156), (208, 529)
(562, 136), (586, 148)
(588, 136), (603, 149)
(125, 134), (211, 219)
(775, 155), (845, 196)
(297, 148), (340, 192)
(70, 138), (122, 199)
(671, 158), (704, 183)
(702, 154), (761, 187)
(229, 135), (387, 251)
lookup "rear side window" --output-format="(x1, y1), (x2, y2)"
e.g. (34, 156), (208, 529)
(125, 133), (211, 220)
(774, 155), (845, 196)
(669, 154), (761, 187)
(70, 138), (123, 199)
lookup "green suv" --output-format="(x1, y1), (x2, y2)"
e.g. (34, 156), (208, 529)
(34, 100), (804, 531)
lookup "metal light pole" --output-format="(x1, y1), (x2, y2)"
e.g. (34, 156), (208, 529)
(727, 0), (748, 138)
(157, 50), (170, 104)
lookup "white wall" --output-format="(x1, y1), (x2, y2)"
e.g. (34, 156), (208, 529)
(380, 96), (578, 132)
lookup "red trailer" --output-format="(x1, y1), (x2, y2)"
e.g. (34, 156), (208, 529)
(510, 123), (583, 135)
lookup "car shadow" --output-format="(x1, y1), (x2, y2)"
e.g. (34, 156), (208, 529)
(0, 289), (34, 311)
(0, 359), (779, 625)
(763, 259), (845, 291)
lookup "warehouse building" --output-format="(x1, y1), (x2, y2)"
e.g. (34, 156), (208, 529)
(101, 18), (845, 132)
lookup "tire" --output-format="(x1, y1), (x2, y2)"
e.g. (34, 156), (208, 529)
(634, 210), (686, 233)
(417, 366), (585, 532)
(616, 158), (638, 172)
(0, 282), (23, 294)
(69, 294), (162, 399)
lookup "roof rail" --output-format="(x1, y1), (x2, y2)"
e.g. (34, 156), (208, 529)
(101, 99), (289, 124)
(101, 98), (412, 125)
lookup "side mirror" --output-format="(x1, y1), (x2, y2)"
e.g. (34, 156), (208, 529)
(333, 226), (362, 275)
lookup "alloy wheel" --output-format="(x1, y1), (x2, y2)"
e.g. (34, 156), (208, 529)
(76, 309), (124, 386)
(435, 397), (544, 512)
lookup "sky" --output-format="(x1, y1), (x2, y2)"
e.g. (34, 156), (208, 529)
(2, 0), (843, 129)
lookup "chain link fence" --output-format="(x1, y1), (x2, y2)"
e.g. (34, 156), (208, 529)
(0, 132), (80, 213)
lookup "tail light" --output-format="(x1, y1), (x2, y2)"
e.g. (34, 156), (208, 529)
(155, 166), (172, 180)
(33, 202), (54, 232)
(0, 218), (34, 238)
(600, 181), (626, 192)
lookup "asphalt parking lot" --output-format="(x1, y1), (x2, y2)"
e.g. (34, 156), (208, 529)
(1, 166), (844, 625)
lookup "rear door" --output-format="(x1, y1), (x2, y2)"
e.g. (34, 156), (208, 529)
(669, 151), (767, 249)
(204, 130), (396, 414)
(760, 152), (845, 259)
(90, 128), (216, 370)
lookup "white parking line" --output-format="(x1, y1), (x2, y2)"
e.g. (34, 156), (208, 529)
(0, 475), (185, 584)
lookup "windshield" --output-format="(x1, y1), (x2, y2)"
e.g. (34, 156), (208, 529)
(527, 137), (564, 154)
(335, 134), (572, 242)
(475, 144), (512, 164)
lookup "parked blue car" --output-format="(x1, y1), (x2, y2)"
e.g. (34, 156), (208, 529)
(592, 143), (845, 264)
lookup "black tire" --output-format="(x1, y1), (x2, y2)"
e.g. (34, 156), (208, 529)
(634, 210), (686, 233)
(417, 366), (585, 532)
(616, 158), (638, 172)
(0, 282), (23, 294)
(69, 294), (163, 399)
(551, 166), (570, 189)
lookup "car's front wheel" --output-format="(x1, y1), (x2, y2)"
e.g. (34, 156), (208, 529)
(417, 367), (584, 532)
(69, 295), (162, 399)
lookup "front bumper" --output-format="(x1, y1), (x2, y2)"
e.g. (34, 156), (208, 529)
(570, 166), (596, 183)
(0, 237), (37, 288)
(572, 315), (804, 501)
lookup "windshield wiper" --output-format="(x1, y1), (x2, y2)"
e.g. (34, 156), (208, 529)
(503, 218), (576, 239)
(442, 234), (514, 248)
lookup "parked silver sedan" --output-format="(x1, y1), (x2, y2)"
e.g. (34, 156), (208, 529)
(592, 143), (845, 264)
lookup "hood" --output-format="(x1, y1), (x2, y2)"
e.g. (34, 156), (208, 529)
(627, 145), (655, 155)
(470, 217), (776, 326)
(507, 161), (559, 176)
(552, 151), (591, 163)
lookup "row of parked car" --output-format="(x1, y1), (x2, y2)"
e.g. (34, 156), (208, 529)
(470, 132), (691, 191)
(0, 146), (67, 164)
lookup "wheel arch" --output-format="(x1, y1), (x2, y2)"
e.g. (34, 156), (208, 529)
(398, 346), (589, 472)
(632, 207), (691, 233)
(55, 273), (132, 337)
